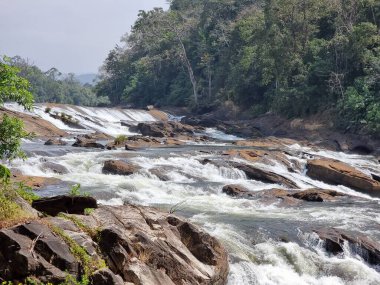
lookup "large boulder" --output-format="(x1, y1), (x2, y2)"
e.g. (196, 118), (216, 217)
(230, 162), (298, 188)
(93, 205), (229, 285)
(314, 228), (380, 265)
(222, 185), (347, 205)
(72, 137), (105, 149)
(288, 189), (345, 202)
(222, 184), (252, 198)
(41, 162), (69, 174)
(306, 158), (380, 196)
(32, 195), (97, 216)
(102, 160), (140, 176)
(44, 138), (67, 146)
(137, 121), (194, 138)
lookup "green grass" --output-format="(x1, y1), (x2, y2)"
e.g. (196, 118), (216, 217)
(49, 224), (106, 285)
(0, 181), (35, 228)
(114, 135), (128, 145)
(58, 213), (99, 239)
(15, 182), (40, 203)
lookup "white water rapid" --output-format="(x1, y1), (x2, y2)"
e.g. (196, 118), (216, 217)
(5, 104), (380, 285)
(4, 103), (157, 136)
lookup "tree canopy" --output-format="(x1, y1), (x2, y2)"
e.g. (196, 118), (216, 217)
(96, 0), (380, 136)
(0, 58), (34, 160)
(8, 56), (109, 107)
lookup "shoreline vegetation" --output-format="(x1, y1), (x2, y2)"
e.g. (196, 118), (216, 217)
(94, 0), (379, 138)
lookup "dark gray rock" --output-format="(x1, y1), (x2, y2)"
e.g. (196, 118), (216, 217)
(32, 195), (97, 216)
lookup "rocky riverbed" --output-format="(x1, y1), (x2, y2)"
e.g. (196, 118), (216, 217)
(2, 103), (380, 285)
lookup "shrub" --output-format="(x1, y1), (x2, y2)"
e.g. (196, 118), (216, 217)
(114, 135), (128, 145)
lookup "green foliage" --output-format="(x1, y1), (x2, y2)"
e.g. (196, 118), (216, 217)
(58, 213), (98, 238)
(114, 135), (128, 145)
(0, 58), (34, 110)
(7, 56), (109, 107)
(69, 184), (82, 196)
(0, 166), (30, 223)
(96, 0), (380, 136)
(0, 114), (30, 160)
(0, 164), (11, 182)
(49, 224), (106, 285)
(0, 59), (34, 161)
(15, 182), (40, 203)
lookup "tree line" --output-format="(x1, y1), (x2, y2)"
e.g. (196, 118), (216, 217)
(7, 56), (109, 107)
(96, 0), (379, 136)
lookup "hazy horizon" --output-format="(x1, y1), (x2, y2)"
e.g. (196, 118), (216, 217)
(0, 0), (168, 74)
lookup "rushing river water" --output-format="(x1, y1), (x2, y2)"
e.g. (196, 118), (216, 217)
(6, 104), (380, 285)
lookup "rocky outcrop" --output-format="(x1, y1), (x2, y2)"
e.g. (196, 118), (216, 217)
(11, 172), (62, 190)
(230, 162), (298, 188)
(0, 107), (67, 138)
(0, 204), (229, 285)
(307, 159), (380, 196)
(137, 121), (195, 137)
(225, 149), (302, 173)
(0, 221), (78, 283)
(222, 185), (252, 198)
(90, 269), (124, 285)
(94, 206), (229, 285)
(102, 160), (140, 176)
(41, 162), (69, 174)
(288, 189), (345, 202)
(44, 138), (67, 146)
(222, 185), (346, 205)
(32, 195), (97, 216)
(72, 136), (105, 149)
(314, 228), (380, 265)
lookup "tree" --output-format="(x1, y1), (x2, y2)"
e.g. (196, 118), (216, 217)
(0, 58), (34, 161)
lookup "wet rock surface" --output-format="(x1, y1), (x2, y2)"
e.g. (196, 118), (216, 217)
(314, 228), (380, 265)
(44, 138), (67, 146)
(222, 185), (347, 205)
(102, 160), (141, 176)
(230, 162), (299, 188)
(0, 203), (229, 285)
(137, 121), (196, 137)
(72, 136), (105, 149)
(40, 162), (69, 174)
(307, 158), (380, 196)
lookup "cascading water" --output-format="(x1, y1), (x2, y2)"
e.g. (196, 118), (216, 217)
(4, 103), (157, 136)
(6, 104), (380, 285)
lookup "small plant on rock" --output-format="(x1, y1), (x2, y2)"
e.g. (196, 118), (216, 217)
(114, 135), (128, 145)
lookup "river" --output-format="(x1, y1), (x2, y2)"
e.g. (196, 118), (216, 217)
(5, 103), (380, 285)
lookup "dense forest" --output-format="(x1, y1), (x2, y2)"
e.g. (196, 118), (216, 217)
(6, 56), (109, 107)
(96, 0), (380, 135)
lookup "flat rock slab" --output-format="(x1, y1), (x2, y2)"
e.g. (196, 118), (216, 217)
(307, 158), (380, 196)
(222, 185), (347, 205)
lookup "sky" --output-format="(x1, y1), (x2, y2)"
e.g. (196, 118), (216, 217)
(0, 0), (168, 74)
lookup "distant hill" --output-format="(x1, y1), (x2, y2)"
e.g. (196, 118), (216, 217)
(75, 73), (97, 85)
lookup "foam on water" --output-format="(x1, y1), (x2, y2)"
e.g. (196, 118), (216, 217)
(4, 103), (157, 136)
(9, 117), (380, 284)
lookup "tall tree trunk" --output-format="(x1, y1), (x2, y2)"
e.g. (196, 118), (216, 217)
(208, 63), (212, 99)
(178, 39), (198, 105)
